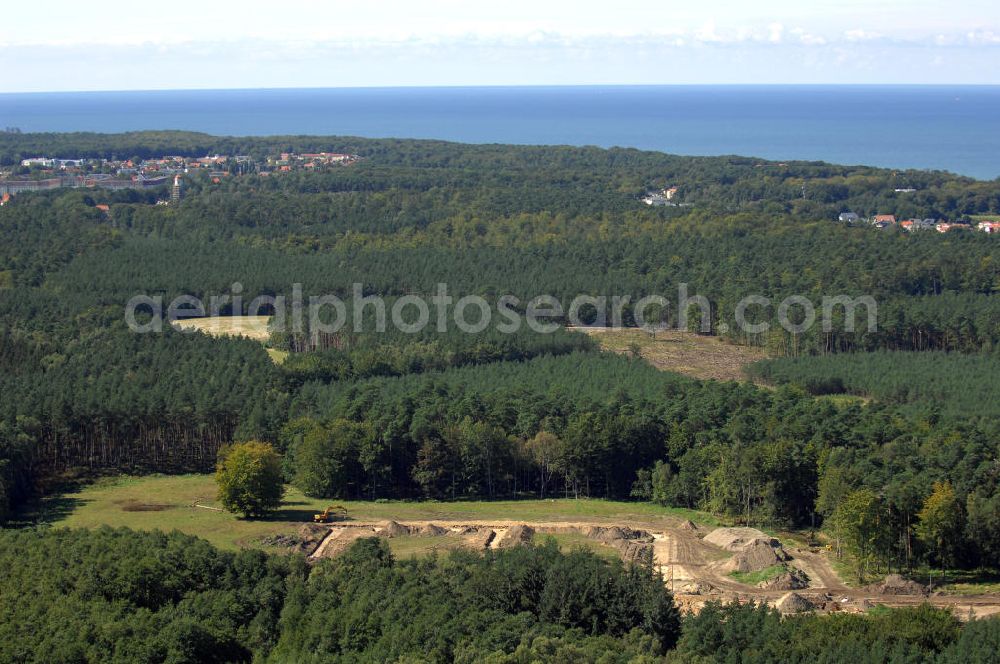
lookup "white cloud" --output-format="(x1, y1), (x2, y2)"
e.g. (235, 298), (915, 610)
(694, 21), (726, 44)
(844, 29), (882, 42)
(965, 30), (1000, 45)
(8, 24), (1000, 54)
(3, 15), (1000, 90)
(791, 28), (827, 46)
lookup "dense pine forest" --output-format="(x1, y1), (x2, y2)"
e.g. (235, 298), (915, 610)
(749, 352), (1000, 420)
(2, 131), (1000, 583)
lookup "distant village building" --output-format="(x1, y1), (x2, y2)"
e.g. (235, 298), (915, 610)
(0, 178), (61, 195)
(171, 175), (182, 204)
(978, 221), (1000, 234)
(872, 214), (897, 229)
(641, 186), (679, 207)
(894, 188), (917, 193)
(838, 212), (859, 223)
(900, 218), (936, 232)
(2, 150), (358, 196)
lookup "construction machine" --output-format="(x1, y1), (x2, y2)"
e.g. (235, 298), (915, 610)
(313, 505), (347, 523)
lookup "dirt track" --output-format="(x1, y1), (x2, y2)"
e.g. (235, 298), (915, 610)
(304, 517), (1000, 618)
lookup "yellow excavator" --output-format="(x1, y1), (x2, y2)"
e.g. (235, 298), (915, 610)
(313, 505), (348, 523)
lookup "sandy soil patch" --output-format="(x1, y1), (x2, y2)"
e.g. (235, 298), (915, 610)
(172, 316), (272, 341)
(570, 327), (767, 382)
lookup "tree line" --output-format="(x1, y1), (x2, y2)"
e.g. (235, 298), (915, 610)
(1, 526), (997, 663)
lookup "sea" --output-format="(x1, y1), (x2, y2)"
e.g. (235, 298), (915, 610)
(1, 85), (999, 180)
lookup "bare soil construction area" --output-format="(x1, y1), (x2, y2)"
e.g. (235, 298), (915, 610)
(300, 517), (1000, 619)
(45, 476), (1000, 618)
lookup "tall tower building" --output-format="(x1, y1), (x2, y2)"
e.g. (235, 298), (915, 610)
(171, 175), (182, 204)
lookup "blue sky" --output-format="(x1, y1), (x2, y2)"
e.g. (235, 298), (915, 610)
(1, 0), (998, 91)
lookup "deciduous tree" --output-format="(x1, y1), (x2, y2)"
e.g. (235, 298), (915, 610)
(216, 440), (284, 518)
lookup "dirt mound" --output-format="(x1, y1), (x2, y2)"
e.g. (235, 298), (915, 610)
(497, 524), (535, 548)
(419, 523), (449, 536)
(298, 523), (329, 540)
(679, 580), (717, 595)
(704, 527), (770, 551)
(587, 526), (653, 544)
(260, 523), (329, 554)
(622, 527), (653, 542)
(464, 528), (496, 549)
(863, 574), (928, 596)
(613, 540), (654, 565)
(583, 526), (654, 564)
(382, 521), (412, 537)
(678, 519), (698, 531)
(599, 526), (628, 541)
(725, 539), (790, 573)
(776, 592), (814, 614)
(759, 568), (810, 590)
(312, 527), (378, 559)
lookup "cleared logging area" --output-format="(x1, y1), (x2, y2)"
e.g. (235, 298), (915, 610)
(574, 328), (767, 382)
(172, 316), (273, 341)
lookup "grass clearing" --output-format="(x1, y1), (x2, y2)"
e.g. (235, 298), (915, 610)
(909, 569), (1000, 595)
(815, 394), (870, 407)
(539, 533), (623, 561)
(266, 348), (289, 363)
(172, 315), (272, 341)
(172, 316), (288, 363)
(386, 534), (470, 559)
(938, 581), (1000, 596)
(575, 328), (766, 382)
(30, 474), (720, 551)
(729, 564), (787, 585)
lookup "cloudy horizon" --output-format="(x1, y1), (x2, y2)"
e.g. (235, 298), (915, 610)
(2, 0), (998, 92)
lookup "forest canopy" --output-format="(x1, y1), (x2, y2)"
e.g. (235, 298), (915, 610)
(2, 131), (1000, 580)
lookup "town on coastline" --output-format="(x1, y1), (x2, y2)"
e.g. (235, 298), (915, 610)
(5, 158), (998, 237)
(642, 185), (999, 234)
(837, 211), (999, 234)
(0, 151), (359, 200)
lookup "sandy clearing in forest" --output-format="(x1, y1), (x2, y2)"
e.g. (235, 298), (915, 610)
(568, 327), (767, 382)
(172, 315), (272, 341)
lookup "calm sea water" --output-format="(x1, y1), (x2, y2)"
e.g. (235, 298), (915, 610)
(2, 86), (999, 179)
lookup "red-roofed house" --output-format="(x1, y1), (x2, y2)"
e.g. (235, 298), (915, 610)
(978, 221), (1000, 234)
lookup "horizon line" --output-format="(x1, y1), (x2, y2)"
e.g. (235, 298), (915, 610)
(4, 82), (1000, 96)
